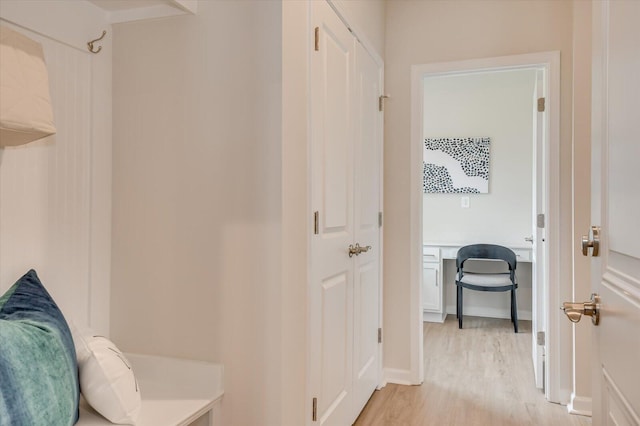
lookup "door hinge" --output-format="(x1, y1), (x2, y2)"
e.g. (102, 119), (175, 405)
(313, 211), (319, 235)
(378, 212), (383, 228)
(378, 327), (382, 343)
(312, 397), (317, 421)
(537, 213), (545, 229)
(537, 331), (545, 346)
(314, 27), (319, 51)
(379, 95), (389, 112)
(537, 97), (545, 112)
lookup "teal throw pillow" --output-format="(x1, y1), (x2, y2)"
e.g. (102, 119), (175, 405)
(0, 269), (79, 426)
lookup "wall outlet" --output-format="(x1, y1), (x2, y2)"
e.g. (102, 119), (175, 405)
(461, 196), (470, 208)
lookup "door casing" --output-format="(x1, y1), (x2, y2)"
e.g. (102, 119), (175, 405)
(409, 51), (565, 402)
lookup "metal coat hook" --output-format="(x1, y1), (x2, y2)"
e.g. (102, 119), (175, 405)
(87, 30), (106, 54)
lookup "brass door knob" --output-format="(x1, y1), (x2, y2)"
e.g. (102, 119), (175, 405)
(562, 294), (600, 325)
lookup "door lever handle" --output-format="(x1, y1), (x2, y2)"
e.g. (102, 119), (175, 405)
(348, 243), (372, 257)
(561, 293), (600, 325)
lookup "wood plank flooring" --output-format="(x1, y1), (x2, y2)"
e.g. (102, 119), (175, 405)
(354, 316), (592, 426)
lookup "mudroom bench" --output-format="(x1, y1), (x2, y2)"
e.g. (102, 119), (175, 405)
(77, 354), (224, 426)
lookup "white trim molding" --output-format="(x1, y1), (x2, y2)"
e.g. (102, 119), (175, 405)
(384, 368), (415, 386)
(568, 393), (592, 417)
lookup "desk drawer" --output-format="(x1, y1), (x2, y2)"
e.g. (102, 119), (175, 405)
(423, 247), (440, 262)
(513, 249), (532, 262)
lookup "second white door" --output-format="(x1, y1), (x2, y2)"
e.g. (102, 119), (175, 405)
(309, 1), (383, 424)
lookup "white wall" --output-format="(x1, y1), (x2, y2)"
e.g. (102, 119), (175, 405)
(110, 2), (282, 425)
(112, 1), (385, 424)
(0, 0), (112, 335)
(422, 70), (535, 246)
(281, 2), (309, 423)
(384, 0), (579, 400)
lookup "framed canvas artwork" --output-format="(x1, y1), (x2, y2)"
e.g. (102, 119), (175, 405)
(423, 137), (490, 193)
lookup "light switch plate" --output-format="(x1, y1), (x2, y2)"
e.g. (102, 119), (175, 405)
(461, 196), (470, 208)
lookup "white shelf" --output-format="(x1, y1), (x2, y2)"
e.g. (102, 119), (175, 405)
(87, 0), (197, 24)
(78, 353), (224, 426)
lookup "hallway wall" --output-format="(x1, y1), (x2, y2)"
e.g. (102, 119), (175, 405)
(111, 2), (282, 424)
(383, 0), (579, 403)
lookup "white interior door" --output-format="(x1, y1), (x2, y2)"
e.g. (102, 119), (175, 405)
(352, 41), (382, 418)
(310, 2), (355, 424)
(589, 1), (640, 424)
(309, 2), (382, 424)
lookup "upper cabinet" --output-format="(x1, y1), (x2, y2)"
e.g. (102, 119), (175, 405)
(87, 0), (197, 24)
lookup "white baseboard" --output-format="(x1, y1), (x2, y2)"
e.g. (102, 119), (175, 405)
(383, 368), (418, 386)
(568, 393), (592, 417)
(423, 310), (446, 323)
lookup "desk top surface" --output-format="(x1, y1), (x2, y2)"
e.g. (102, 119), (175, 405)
(424, 243), (533, 262)
(424, 242), (532, 250)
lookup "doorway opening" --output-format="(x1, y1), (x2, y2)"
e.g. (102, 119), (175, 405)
(409, 52), (566, 403)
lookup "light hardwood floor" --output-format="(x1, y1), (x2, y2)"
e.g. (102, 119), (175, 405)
(354, 316), (592, 426)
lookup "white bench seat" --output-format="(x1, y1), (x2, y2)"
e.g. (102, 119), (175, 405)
(77, 354), (224, 426)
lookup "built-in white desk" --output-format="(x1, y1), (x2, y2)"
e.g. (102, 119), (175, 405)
(422, 243), (532, 322)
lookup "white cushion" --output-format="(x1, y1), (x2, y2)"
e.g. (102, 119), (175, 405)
(457, 272), (513, 287)
(73, 329), (141, 425)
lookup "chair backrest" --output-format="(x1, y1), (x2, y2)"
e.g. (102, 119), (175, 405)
(456, 244), (517, 275)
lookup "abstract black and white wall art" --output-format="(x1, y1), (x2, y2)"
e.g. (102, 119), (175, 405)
(423, 137), (490, 193)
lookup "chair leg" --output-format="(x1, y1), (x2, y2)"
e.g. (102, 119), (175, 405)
(512, 288), (518, 333)
(456, 285), (459, 319)
(458, 287), (463, 329)
(510, 290), (514, 323)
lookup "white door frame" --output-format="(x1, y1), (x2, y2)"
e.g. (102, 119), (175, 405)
(409, 51), (565, 402)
